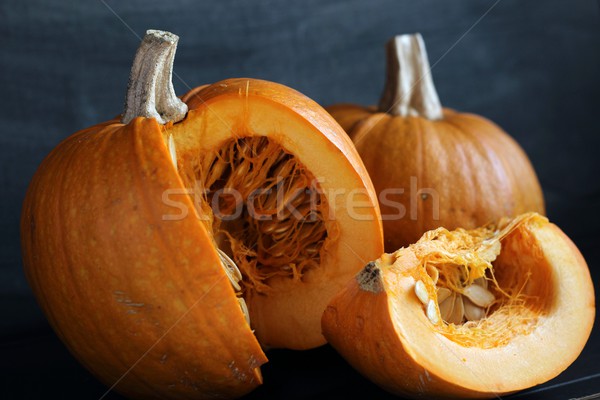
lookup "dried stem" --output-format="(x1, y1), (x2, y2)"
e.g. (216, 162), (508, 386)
(357, 261), (384, 293)
(122, 30), (188, 125)
(378, 33), (443, 120)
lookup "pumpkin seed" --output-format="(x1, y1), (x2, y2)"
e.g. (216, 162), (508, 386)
(216, 248), (251, 325)
(463, 297), (485, 321)
(305, 244), (320, 256)
(205, 157), (229, 188)
(462, 284), (495, 308)
(238, 297), (251, 326)
(474, 277), (488, 289)
(426, 300), (439, 325)
(426, 264), (439, 284)
(433, 281), (491, 324)
(415, 280), (429, 304)
(447, 295), (464, 325)
(437, 287), (452, 304)
(439, 293), (455, 322)
(217, 248), (242, 291)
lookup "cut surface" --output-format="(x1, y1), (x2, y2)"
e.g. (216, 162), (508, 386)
(322, 213), (594, 398)
(168, 79), (383, 349)
(409, 213), (553, 348)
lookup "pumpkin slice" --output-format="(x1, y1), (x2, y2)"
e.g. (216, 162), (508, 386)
(21, 30), (383, 399)
(327, 33), (545, 251)
(322, 213), (594, 398)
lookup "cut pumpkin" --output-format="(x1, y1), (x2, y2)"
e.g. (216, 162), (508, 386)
(322, 213), (594, 398)
(20, 30), (383, 399)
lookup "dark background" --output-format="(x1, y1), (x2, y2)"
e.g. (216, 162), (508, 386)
(1, 0), (600, 398)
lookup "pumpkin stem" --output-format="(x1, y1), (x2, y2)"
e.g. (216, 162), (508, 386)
(357, 261), (384, 293)
(378, 33), (443, 120)
(122, 30), (188, 125)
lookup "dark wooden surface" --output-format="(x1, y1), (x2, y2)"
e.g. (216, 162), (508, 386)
(1, 0), (600, 398)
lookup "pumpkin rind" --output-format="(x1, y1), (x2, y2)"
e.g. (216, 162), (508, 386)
(21, 118), (267, 399)
(321, 214), (595, 398)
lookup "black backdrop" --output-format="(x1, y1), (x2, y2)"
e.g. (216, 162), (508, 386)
(1, 0), (600, 398)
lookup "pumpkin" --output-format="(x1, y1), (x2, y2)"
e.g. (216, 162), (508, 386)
(327, 33), (545, 251)
(20, 30), (383, 399)
(322, 212), (595, 398)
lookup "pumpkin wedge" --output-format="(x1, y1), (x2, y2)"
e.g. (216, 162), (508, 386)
(21, 30), (383, 399)
(327, 34), (545, 252)
(322, 213), (594, 398)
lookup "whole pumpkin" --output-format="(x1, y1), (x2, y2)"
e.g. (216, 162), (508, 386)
(20, 30), (383, 399)
(327, 33), (545, 251)
(322, 213), (595, 398)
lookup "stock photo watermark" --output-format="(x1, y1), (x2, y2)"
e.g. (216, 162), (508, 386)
(161, 176), (440, 222)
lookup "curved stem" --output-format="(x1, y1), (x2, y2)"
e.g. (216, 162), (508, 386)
(378, 33), (443, 120)
(122, 30), (188, 125)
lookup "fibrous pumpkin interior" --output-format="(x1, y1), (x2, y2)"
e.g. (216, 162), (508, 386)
(177, 135), (329, 295)
(408, 213), (554, 348)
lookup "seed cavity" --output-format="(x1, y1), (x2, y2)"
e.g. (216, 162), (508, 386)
(178, 136), (331, 295)
(407, 213), (543, 347)
(417, 266), (494, 326)
(175, 136), (333, 328)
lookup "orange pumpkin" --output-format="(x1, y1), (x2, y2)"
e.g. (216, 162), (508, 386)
(322, 213), (595, 398)
(20, 30), (383, 399)
(327, 34), (545, 251)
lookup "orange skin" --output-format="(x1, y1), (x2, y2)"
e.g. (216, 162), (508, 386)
(22, 117), (266, 399)
(21, 79), (383, 399)
(327, 104), (545, 252)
